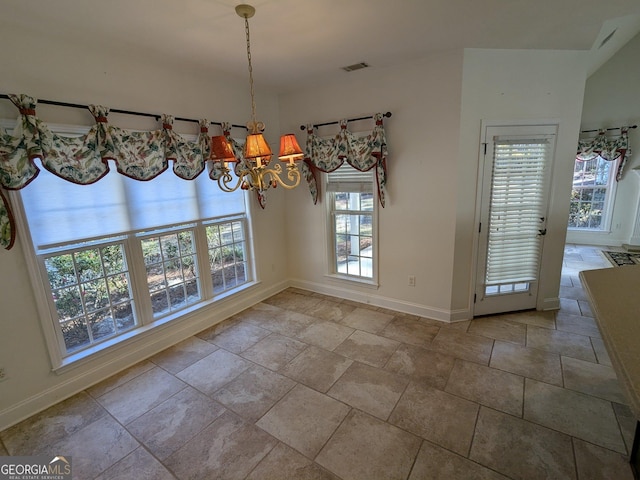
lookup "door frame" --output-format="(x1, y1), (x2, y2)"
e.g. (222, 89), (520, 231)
(471, 120), (559, 317)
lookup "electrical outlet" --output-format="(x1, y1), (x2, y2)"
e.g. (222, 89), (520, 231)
(0, 367), (6, 382)
(408, 275), (416, 287)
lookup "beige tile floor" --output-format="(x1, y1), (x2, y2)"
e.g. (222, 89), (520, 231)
(1, 244), (637, 479)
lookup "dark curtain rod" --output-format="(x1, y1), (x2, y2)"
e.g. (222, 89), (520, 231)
(0, 94), (247, 130)
(300, 111), (392, 130)
(581, 124), (637, 133)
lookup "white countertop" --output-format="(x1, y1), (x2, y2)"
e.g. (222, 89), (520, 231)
(580, 265), (640, 420)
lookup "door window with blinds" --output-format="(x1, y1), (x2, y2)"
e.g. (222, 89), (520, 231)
(326, 164), (377, 283)
(16, 134), (251, 363)
(475, 125), (556, 316)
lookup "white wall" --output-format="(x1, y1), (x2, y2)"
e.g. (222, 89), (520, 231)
(452, 49), (589, 313)
(278, 51), (465, 320)
(0, 26), (287, 430)
(566, 32), (640, 247)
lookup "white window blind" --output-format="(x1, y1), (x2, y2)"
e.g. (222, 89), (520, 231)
(326, 164), (373, 193)
(21, 159), (245, 249)
(485, 137), (550, 285)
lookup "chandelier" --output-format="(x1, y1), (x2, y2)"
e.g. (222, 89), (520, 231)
(210, 4), (303, 193)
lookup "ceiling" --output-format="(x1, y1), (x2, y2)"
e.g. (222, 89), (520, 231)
(2, 0), (640, 93)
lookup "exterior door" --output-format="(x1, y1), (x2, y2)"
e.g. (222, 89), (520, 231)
(474, 125), (556, 316)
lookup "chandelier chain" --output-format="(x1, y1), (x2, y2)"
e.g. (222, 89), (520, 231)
(244, 15), (259, 132)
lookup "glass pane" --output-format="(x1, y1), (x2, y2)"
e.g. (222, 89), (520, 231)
(169, 284), (186, 309)
(107, 274), (130, 305)
(219, 223), (233, 246)
(178, 230), (195, 255)
(164, 259), (183, 286)
(334, 193), (348, 211)
(55, 286), (83, 319)
(212, 269), (225, 293)
(236, 262), (247, 284)
(89, 309), (116, 342)
(360, 215), (372, 236)
(114, 303), (135, 331)
(360, 237), (372, 257)
(346, 255), (360, 276)
(185, 279), (200, 302)
(206, 224), (221, 249)
(335, 215), (349, 234)
(234, 245), (245, 262)
(142, 238), (162, 265)
(102, 245), (125, 275)
(182, 255), (197, 280)
(232, 221), (244, 242)
(146, 264), (165, 291)
(45, 255), (77, 289)
(75, 249), (103, 282)
(150, 290), (169, 315)
(360, 257), (373, 278)
(61, 318), (90, 352)
(160, 234), (179, 259)
(81, 279), (109, 313)
(209, 248), (223, 269)
(361, 192), (374, 211)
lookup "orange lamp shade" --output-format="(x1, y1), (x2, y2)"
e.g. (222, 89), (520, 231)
(210, 136), (237, 162)
(278, 133), (304, 162)
(244, 133), (273, 162)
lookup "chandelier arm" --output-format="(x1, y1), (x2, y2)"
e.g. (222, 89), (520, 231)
(217, 169), (243, 193)
(261, 164), (301, 190)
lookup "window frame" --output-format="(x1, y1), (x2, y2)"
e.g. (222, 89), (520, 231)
(324, 165), (379, 287)
(568, 155), (618, 232)
(6, 121), (256, 371)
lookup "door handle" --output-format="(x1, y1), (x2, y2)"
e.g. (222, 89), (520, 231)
(538, 229), (547, 236)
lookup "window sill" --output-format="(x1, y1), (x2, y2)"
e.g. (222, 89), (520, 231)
(325, 273), (379, 290)
(567, 228), (611, 234)
(53, 280), (259, 375)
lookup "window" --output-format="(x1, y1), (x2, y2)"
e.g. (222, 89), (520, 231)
(16, 142), (252, 364)
(568, 156), (616, 230)
(326, 164), (377, 282)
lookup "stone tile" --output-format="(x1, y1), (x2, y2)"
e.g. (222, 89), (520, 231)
(427, 328), (494, 365)
(87, 361), (155, 397)
(469, 406), (576, 480)
(212, 365), (296, 421)
(195, 317), (240, 342)
(578, 299), (594, 317)
(263, 290), (323, 313)
(256, 384), (350, 458)
(445, 359), (524, 417)
(555, 312), (601, 338)
(333, 330), (400, 368)
(166, 411), (277, 480)
(149, 336), (218, 374)
(389, 382), (479, 456)
(562, 356), (626, 403)
(281, 346), (353, 392)
(524, 379), (626, 453)
(127, 387), (226, 460)
(560, 274), (573, 287)
(409, 440), (510, 480)
(250, 309), (318, 337)
(379, 315), (440, 347)
(501, 309), (556, 329)
(328, 362), (409, 420)
(205, 321), (271, 353)
(295, 320), (355, 351)
(591, 336), (613, 366)
(176, 349), (251, 396)
(0, 392), (106, 455)
(559, 297), (582, 316)
(573, 438), (635, 480)
(384, 344), (456, 389)
(304, 299), (356, 322)
(316, 410), (421, 480)
(94, 447), (176, 480)
(241, 333), (308, 371)
(53, 415), (139, 479)
(559, 284), (590, 301)
(247, 442), (340, 480)
(336, 307), (394, 334)
(613, 402), (637, 455)
(526, 325), (596, 362)
(490, 341), (562, 386)
(96, 367), (186, 425)
(468, 317), (526, 345)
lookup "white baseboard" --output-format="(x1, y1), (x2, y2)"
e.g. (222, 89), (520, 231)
(290, 278), (470, 323)
(540, 296), (561, 311)
(0, 280), (289, 432)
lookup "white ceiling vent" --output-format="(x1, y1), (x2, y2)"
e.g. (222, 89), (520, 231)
(342, 62), (369, 72)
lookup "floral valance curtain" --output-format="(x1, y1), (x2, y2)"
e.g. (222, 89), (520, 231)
(576, 128), (632, 181)
(0, 94), (238, 250)
(302, 112), (388, 207)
